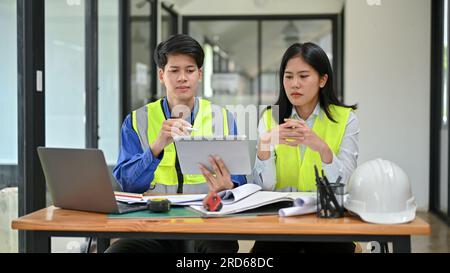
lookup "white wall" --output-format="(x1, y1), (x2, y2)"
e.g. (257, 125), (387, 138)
(344, 0), (431, 210)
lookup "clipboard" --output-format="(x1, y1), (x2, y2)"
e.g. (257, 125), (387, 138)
(173, 135), (252, 175)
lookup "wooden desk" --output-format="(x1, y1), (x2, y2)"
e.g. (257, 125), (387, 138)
(12, 206), (430, 253)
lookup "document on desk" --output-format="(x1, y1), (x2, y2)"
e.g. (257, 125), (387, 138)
(114, 192), (147, 204)
(115, 192), (207, 205)
(172, 184), (262, 206)
(121, 184), (262, 206)
(278, 196), (317, 217)
(147, 194), (207, 204)
(189, 189), (316, 217)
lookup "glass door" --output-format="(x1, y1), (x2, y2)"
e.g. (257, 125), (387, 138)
(45, 0), (87, 252)
(45, 0), (86, 149)
(0, 0), (18, 253)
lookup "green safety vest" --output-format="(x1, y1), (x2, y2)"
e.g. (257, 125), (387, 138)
(263, 105), (351, 191)
(131, 98), (229, 189)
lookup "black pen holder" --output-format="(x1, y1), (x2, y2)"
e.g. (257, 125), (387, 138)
(316, 183), (345, 218)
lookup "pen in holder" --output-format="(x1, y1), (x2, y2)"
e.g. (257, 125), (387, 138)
(314, 166), (345, 218)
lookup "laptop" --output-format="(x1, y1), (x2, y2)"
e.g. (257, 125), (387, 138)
(37, 147), (148, 214)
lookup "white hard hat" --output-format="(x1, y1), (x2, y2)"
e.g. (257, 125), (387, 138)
(344, 158), (416, 224)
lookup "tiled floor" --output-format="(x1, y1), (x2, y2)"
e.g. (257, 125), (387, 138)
(411, 211), (450, 253)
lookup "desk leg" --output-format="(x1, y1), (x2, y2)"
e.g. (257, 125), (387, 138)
(392, 236), (411, 253)
(97, 238), (110, 253)
(24, 231), (51, 253)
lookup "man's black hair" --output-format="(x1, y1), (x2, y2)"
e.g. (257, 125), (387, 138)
(153, 34), (204, 69)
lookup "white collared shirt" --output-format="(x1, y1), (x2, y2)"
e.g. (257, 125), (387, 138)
(251, 103), (359, 192)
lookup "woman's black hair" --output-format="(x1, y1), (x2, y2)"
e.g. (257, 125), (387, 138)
(272, 42), (357, 124)
(154, 34), (204, 69)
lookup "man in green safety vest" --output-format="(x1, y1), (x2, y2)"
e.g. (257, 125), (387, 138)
(106, 34), (247, 253)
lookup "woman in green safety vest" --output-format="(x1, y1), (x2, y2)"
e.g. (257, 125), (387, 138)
(251, 42), (359, 253)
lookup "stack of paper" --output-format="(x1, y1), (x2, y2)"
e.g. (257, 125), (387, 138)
(114, 191), (207, 205)
(115, 184), (261, 206)
(148, 194), (207, 205)
(114, 192), (147, 204)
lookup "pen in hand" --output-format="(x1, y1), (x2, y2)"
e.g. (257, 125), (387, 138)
(185, 127), (198, 132)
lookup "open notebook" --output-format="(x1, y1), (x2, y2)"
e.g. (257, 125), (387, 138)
(188, 184), (317, 217)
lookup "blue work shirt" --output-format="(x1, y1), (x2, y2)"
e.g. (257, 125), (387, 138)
(113, 97), (247, 193)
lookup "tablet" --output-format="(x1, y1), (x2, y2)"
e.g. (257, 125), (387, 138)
(173, 135), (252, 175)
